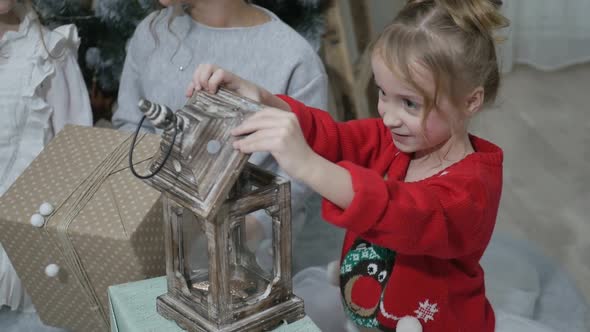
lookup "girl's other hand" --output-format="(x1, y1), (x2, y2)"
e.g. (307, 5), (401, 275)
(231, 107), (315, 180)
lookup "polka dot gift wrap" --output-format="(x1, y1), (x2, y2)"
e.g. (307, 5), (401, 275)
(0, 125), (166, 332)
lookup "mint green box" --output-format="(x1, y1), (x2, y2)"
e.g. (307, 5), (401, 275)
(108, 277), (320, 332)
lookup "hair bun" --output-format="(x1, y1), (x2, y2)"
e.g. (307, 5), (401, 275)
(402, 0), (509, 40)
(434, 0), (509, 36)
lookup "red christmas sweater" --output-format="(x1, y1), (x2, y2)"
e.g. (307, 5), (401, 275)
(278, 95), (503, 332)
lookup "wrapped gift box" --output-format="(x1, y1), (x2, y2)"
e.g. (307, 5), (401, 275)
(0, 125), (166, 331)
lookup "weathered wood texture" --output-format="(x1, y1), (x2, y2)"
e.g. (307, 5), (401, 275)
(143, 89), (304, 331)
(146, 88), (259, 219)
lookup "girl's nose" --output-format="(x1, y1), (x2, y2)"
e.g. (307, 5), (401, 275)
(382, 110), (402, 128)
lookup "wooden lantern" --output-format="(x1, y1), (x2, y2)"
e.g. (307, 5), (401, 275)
(135, 89), (304, 331)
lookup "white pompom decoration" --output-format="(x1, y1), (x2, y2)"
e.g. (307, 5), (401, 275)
(30, 213), (45, 228)
(39, 202), (54, 216)
(45, 264), (60, 278)
(326, 259), (340, 286)
(397, 316), (422, 332)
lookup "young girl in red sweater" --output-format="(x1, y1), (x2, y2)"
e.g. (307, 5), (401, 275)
(187, 1), (515, 330)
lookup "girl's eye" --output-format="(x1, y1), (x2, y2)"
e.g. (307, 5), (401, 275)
(402, 98), (419, 110)
(377, 87), (385, 96)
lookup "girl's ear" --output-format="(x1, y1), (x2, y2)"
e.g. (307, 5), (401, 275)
(465, 86), (485, 116)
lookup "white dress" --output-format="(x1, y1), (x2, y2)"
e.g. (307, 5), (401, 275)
(0, 4), (92, 311)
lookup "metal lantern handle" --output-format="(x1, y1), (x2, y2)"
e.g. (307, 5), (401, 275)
(129, 99), (180, 180)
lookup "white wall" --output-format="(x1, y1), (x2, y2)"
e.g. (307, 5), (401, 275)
(367, 0), (405, 37)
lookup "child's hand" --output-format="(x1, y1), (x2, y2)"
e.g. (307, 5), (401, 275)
(186, 64), (262, 102)
(231, 107), (315, 181)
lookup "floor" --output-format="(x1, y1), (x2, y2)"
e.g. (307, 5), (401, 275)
(1, 63), (588, 330)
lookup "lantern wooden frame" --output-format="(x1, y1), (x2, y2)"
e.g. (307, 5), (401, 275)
(140, 89), (304, 331)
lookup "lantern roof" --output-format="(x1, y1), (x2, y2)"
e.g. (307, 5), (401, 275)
(145, 88), (261, 219)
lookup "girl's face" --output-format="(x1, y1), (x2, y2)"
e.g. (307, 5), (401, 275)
(371, 52), (463, 158)
(0, 0), (16, 15)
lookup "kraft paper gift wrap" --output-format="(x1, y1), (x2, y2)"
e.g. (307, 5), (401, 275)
(0, 125), (166, 331)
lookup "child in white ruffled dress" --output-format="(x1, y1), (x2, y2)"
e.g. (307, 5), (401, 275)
(0, 0), (92, 312)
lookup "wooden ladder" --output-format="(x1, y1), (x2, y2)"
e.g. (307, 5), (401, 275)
(321, 0), (379, 120)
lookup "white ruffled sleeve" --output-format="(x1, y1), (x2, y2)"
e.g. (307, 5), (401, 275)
(34, 24), (93, 137)
(0, 18), (91, 314)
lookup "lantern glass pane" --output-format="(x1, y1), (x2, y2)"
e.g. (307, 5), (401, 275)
(181, 211), (210, 296)
(226, 210), (274, 307)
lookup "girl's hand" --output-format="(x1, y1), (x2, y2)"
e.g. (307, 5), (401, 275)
(185, 64), (262, 102)
(231, 107), (316, 181)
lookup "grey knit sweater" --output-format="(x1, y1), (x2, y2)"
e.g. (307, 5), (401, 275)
(112, 5), (328, 247)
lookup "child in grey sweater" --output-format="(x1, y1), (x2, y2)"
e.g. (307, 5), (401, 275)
(112, 0), (328, 270)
